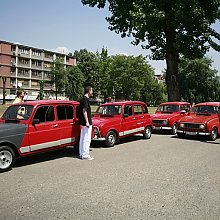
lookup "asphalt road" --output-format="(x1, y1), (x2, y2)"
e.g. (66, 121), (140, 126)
(1, 133), (220, 220)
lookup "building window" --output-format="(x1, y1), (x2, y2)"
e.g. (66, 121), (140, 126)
(18, 69), (29, 77)
(44, 53), (53, 59)
(19, 58), (29, 65)
(32, 60), (42, 66)
(44, 62), (51, 68)
(19, 48), (29, 54)
(32, 70), (42, 78)
(32, 50), (41, 56)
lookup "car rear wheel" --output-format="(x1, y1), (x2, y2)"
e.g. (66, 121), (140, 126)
(143, 126), (152, 139)
(172, 123), (178, 135)
(0, 146), (15, 172)
(105, 131), (117, 147)
(209, 127), (218, 141)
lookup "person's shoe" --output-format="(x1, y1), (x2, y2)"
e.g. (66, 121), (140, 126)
(81, 156), (94, 160)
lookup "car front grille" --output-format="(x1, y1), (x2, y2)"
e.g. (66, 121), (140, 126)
(153, 120), (166, 125)
(182, 123), (200, 129)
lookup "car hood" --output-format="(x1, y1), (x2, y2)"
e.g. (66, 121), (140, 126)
(151, 113), (176, 120)
(179, 115), (217, 123)
(0, 123), (27, 139)
(92, 116), (119, 127)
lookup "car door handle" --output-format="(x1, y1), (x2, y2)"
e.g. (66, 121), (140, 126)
(132, 117), (136, 120)
(141, 116), (144, 118)
(52, 124), (58, 128)
(70, 122), (75, 125)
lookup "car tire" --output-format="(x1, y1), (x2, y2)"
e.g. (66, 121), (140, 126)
(0, 146), (15, 172)
(143, 126), (152, 139)
(177, 133), (186, 138)
(105, 131), (117, 147)
(172, 123), (178, 135)
(209, 127), (218, 141)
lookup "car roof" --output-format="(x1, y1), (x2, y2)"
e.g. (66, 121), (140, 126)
(195, 102), (220, 106)
(159, 102), (191, 105)
(12, 100), (79, 106)
(100, 101), (146, 106)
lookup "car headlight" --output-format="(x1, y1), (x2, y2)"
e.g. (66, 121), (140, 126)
(93, 126), (99, 135)
(162, 120), (168, 125)
(180, 123), (184, 128)
(199, 124), (205, 129)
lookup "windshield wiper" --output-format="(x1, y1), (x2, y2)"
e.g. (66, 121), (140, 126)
(4, 119), (20, 123)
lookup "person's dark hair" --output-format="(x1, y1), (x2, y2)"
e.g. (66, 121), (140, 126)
(84, 86), (92, 94)
(16, 90), (24, 97)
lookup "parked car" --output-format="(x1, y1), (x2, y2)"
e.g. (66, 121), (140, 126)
(92, 101), (152, 147)
(176, 102), (220, 141)
(151, 102), (191, 134)
(0, 100), (80, 172)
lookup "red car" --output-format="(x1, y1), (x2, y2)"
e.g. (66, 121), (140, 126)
(177, 102), (220, 141)
(92, 101), (152, 147)
(151, 102), (191, 134)
(0, 100), (80, 172)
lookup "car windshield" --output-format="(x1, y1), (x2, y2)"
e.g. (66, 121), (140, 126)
(192, 105), (218, 114)
(97, 105), (122, 115)
(2, 105), (34, 120)
(157, 105), (179, 113)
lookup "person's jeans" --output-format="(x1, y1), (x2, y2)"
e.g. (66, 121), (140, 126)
(79, 125), (92, 158)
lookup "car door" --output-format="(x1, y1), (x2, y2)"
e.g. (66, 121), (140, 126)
(56, 104), (80, 146)
(28, 105), (61, 152)
(120, 104), (137, 137)
(133, 104), (145, 132)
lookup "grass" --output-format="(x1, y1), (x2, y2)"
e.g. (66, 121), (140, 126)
(0, 105), (156, 118)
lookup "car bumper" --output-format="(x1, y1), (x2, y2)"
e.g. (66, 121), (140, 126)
(177, 130), (210, 136)
(92, 135), (106, 141)
(153, 126), (172, 130)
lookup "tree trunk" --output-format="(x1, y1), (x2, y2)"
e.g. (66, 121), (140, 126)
(2, 77), (7, 105)
(165, 24), (180, 101)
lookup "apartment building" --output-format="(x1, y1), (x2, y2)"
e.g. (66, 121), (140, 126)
(0, 40), (76, 100)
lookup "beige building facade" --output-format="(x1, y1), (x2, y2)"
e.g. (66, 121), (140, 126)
(0, 40), (76, 100)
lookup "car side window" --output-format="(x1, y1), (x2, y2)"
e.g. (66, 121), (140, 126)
(124, 105), (133, 116)
(180, 105), (191, 112)
(34, 106), (55, 123)
(134, 105), (143, 115)
(57, 105), (74, 120)
(143, 105), (148, 114)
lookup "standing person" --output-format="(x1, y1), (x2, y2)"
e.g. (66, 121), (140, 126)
(13, 90), (25, 104)
(79, 86), (94, 160)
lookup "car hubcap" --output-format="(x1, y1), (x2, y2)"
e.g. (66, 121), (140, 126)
(108, 134), (115, 145)
(145, 128), (151, 138)
(212, 129), (217, 139)
(0, 150), (12, 169)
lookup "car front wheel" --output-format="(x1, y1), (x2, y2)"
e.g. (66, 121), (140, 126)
(105, 131), (117, 147)
(0, 146), (15, 172)
(143, 126), (152, 139)
(209, 127), (218, 141)
(172, 123), (178, 135)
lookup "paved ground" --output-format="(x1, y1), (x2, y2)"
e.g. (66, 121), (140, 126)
(0, 133), (220, 220)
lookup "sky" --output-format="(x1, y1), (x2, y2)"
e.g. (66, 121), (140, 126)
(0, 0), (219, 75)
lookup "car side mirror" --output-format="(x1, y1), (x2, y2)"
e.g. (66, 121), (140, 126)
(32, 119), (40, 125)
(123, 113), (129, 117)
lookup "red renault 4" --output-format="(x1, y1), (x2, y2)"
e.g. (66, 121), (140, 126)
(92, 101), (152, 147)
(177, 102), (220, 141)
(0, 100), (80, 172)
(151, 102), (191, 134)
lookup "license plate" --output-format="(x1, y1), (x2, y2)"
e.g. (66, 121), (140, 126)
(154, 127), (161, 130)
(186, 131), (197, 135)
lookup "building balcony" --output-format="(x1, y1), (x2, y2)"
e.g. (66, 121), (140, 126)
(31, 75), (42, 80)
(17, 72), (30, 78)
(31, 65), (43, 70)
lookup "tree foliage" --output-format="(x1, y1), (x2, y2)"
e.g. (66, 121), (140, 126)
(65, 66), (85, 101)
(178, 57), (220, 103)
(49, 58), (66, 100)
(81, 0), (220, 101)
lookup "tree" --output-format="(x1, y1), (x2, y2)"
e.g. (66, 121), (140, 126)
(81, 0), (220, 101)
(178, 57), (220, 103)
(0, 76), (7, 105)
(38, 80), (45, 100)
(73, 49), (100, 96)
(49, 59), (66, 100)
(65, 66), (85, 101)
(107, 54), (158, 101)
